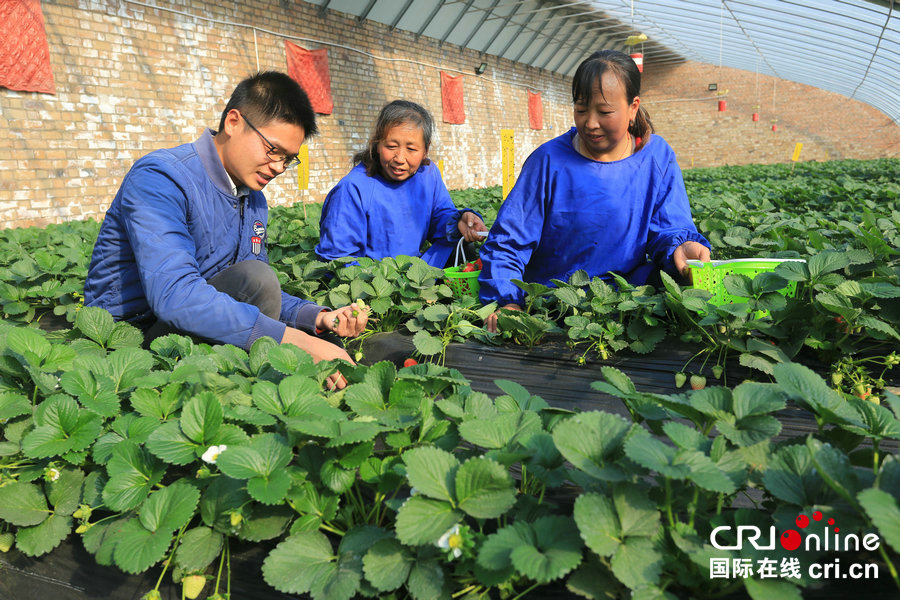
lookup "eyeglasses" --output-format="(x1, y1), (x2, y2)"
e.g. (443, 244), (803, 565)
(239, 112), (301, 169)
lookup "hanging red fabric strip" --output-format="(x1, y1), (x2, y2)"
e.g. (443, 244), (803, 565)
(0, 0), (55, 94)
(440, 71), (465, 124)
(284, 40), (334, 115)
(527, 91), (543, 130)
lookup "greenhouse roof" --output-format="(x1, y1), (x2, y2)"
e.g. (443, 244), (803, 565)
(309, 0), (899, 125)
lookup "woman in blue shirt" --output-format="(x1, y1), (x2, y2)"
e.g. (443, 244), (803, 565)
(316, 100), (487, 267)
(481, 50), (711, 331)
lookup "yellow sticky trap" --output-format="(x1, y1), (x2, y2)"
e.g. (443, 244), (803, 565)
(296, 144), (309, 190)
(625, 33), (648, 46)
(437, 159), (444, 177)
(791, 143), (803, 162)
(501, 129), (515, 200)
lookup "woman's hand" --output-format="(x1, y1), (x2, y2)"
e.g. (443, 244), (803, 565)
(485, 303), (522, 333)
(281, 327), (354, 390)
(672, 241), (711, 282)
(316, 303), (368, 337)
(458, 211), (489, 242)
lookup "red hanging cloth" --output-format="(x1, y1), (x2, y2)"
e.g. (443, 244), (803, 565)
(527, 91), (543, 130)
(284, 40), (333, 115)
(0, 0), (55, 94)
(440, 71), (465, 124)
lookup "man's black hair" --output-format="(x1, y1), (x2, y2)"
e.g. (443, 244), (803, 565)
(218, 71), (318, 137)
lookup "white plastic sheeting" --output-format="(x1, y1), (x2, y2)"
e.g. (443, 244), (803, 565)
(306, 0), (899, 124)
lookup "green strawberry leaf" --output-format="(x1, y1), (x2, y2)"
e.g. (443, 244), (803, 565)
(394, 496), (461, 546)
(508, 516), (583, 583)
(47, 467), (84, 516)
(216, 433), (291, 479)
(102, 441), (166, 511)
(112, 517), (173, 574)
(262, 531), (336, 595)
(552, 411), (631, 481)
(454, 456), (516, 519)
(362, 537), (413, 592)
(180, 392), (223, 445)
(146, 420), (201, 465)
(139, 480), (200, 533)
(15, 513), (72, 557)
(175, 526), (224, 572)
(0, 481), (50, 526)
(403, 446), (459, 502)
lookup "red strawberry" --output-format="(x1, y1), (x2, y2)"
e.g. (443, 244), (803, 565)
(475, 258), (483, 270)
(461, 262), (477, 272)
(403, 358), (418, 368)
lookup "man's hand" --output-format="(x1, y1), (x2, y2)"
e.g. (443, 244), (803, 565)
(672, 241), (711, 282)
(316, 303), (368, 337)
(485, 303), (522, 333)
(281, 327), (354, 389)
(457, 212), (489, 242)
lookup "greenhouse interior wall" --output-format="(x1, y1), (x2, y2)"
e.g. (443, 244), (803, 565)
(1, 0), (899, 230)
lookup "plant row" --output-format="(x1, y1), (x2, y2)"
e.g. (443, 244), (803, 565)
(1, 308), (899, 599)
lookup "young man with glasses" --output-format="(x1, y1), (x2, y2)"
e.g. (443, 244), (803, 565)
(85, 71), (364, 389)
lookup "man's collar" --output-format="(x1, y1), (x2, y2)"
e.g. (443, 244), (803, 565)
(196, 129), (250, 198)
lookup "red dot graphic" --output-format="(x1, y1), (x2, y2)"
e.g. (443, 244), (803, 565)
(812, 511), (823, 521)
(796, 514), (810, 528)
(835, 528), (840, 533)
(780, 530), (802, 551)
(827, 518), (835, 525)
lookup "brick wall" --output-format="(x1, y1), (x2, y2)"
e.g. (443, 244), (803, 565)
(1, 0), (898, 229)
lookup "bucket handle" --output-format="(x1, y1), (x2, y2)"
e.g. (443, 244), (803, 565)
(453, 238), (467, 268)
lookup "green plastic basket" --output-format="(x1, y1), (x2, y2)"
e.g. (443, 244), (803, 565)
(444, 238), (481, 300)
(688, 258), (806, 309)
(444, 265), (480, 299)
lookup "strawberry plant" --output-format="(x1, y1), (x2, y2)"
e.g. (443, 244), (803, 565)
(2, 309), (900, 598)
(405, 296), (497, 365)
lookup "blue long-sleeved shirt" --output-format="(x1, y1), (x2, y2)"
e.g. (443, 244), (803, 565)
(84, 129), (325, 349)
(478, 129), (711, 307)
(315, 162), (478, 267)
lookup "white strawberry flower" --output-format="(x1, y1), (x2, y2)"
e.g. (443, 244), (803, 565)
(201, 444), (227, 464)
(436, 524), (464, 559)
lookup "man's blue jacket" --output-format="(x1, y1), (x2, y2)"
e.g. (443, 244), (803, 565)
(84, 129), (324, 349)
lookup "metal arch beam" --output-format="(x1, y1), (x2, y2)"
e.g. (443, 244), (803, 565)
(479, 2), (525, 53)
(494, 12), (532, 58)
(614, 0), (698, 61)
(547, 21), (588, 73)
(440, 0), (477, 45)
(539, 19), (583, 70)
(461, 0), (533, 21)
(510, 9), (556, 63)
(558, 31), (615, 76)
(462, 0), (503, 49)
(416, 1), (446, 39)
(534, 21), (629, 70)
(357, 0), (378, 23)
(390, 0), (415, 31)
(638, 19), (873, 69)
(515, 3), (625, 67)
(318, 0), (331, 16)
(721, 0), (781, 80)
(522, 16), (569, 66)
(490, 0), (592, 20)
